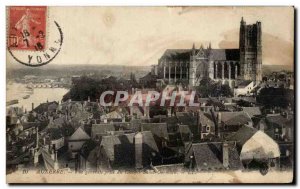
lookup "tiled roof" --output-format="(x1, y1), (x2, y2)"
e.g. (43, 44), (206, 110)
(228, 127), (280, 160)
(91, 123), (115, 138)
(47, 128), (64, 140)
(141, 123), (169, 140)
(176, 112), (197, 125)
(69, 127), (90, 141)
(186, 142), (242, 170)
(242, 107), (262, 118)
(266, 114), (293, 127)
(218, 111), (252, 126)
(80, 140), (98, 159)
(237, 80), (253, 88)
(22, 121), (41, 130)
(199, 111), (214, 126)
(101, 110), (123, 120)
(100, 131), (159, 167)
(178, 125), (192, 142)
(226, 126), (258, 148)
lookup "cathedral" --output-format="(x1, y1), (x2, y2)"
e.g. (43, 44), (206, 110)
(155, 18), (262, 87)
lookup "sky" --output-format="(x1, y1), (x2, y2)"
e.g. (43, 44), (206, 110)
(7, 6), (294, 67)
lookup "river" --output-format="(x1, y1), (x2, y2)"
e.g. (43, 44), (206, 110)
(7, 82), (69, 111)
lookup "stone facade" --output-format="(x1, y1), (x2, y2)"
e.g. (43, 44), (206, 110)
(156, 18), (262, 87)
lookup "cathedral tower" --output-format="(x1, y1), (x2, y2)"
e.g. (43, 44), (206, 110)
(239, 17), (262, 82)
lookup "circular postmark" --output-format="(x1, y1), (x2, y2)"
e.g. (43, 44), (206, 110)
(7, 6), (63, 67)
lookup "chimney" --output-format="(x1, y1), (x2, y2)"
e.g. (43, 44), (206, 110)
(134, 132), (143, 169)
(32, 103), (34, 111)
(143, 106), (149, 119)
(51, 144), (56, 160)
(215, 112), (221, 137)
(218, 112), (222, 124)
(35, 127), (39, 149)
(223, 142), (229, 169)
(130, 106), (133, 117)
(197, 111), (202, 140)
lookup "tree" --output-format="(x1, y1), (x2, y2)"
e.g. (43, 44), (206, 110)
(196, 78), (233, 98)
(257, 87), (294, 109)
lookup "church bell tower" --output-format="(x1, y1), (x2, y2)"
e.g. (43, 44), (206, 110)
(239, 17), (262, 83)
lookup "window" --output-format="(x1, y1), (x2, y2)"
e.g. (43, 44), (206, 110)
(206, 126), (210, 132)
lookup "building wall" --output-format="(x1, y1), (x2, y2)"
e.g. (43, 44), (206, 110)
(157, 18), (262, 86)
(234, 81), (255, 97)
(239, 18), (262, 82)
(68, 141), (87, 152)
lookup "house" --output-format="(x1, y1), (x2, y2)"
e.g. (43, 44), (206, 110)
(47, 116), (67, 129)
(253, 115), (294, 168)
(78, 140), (98, 171)
(184, 141), (242, 171)
(98, 131), (159, 170)
(198, 111), (216, 139)
(69, 110), (93, 130)
(91, 123), (115, 140)
(178, 125), (192, 142)
(6, 107), (23, 125)
(176, 112), (200, 140)
(265, 114), (294, 142)
(100, 110), (124, 123)
(242, 107), (262, 118)
(176, 111), (216, 141)
(68, 127), (91, 158)
(226, 126), (280, 170)
(215, 111), (253, 138)
(234, 80), (255, 97)
(45, 128), (65, 150)
(141, 123), (169, 150)
(233, 96), (257, 107)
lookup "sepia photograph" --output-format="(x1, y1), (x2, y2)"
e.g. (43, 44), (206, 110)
(5, 6), (295, 184)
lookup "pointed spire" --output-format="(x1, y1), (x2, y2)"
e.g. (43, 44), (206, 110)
(200, 44), (204, 49)
(241, 17), (246, 25)
(208, 42), (211, 49)
(192, 43), (196, 55)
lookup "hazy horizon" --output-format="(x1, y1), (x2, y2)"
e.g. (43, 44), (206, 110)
(7, 7), (294, 68)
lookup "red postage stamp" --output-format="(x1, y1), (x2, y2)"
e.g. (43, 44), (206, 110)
(8, 6), (47, 51)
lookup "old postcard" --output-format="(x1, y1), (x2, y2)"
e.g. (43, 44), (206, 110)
(6, 6), (294, 184)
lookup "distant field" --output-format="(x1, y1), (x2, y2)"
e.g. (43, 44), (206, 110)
(7, 63), (293, 80)
(262, 64), (294, 75)
(7, 64), (151, 80)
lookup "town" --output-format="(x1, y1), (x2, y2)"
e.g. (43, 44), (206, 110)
(6, 18), (294, 176)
